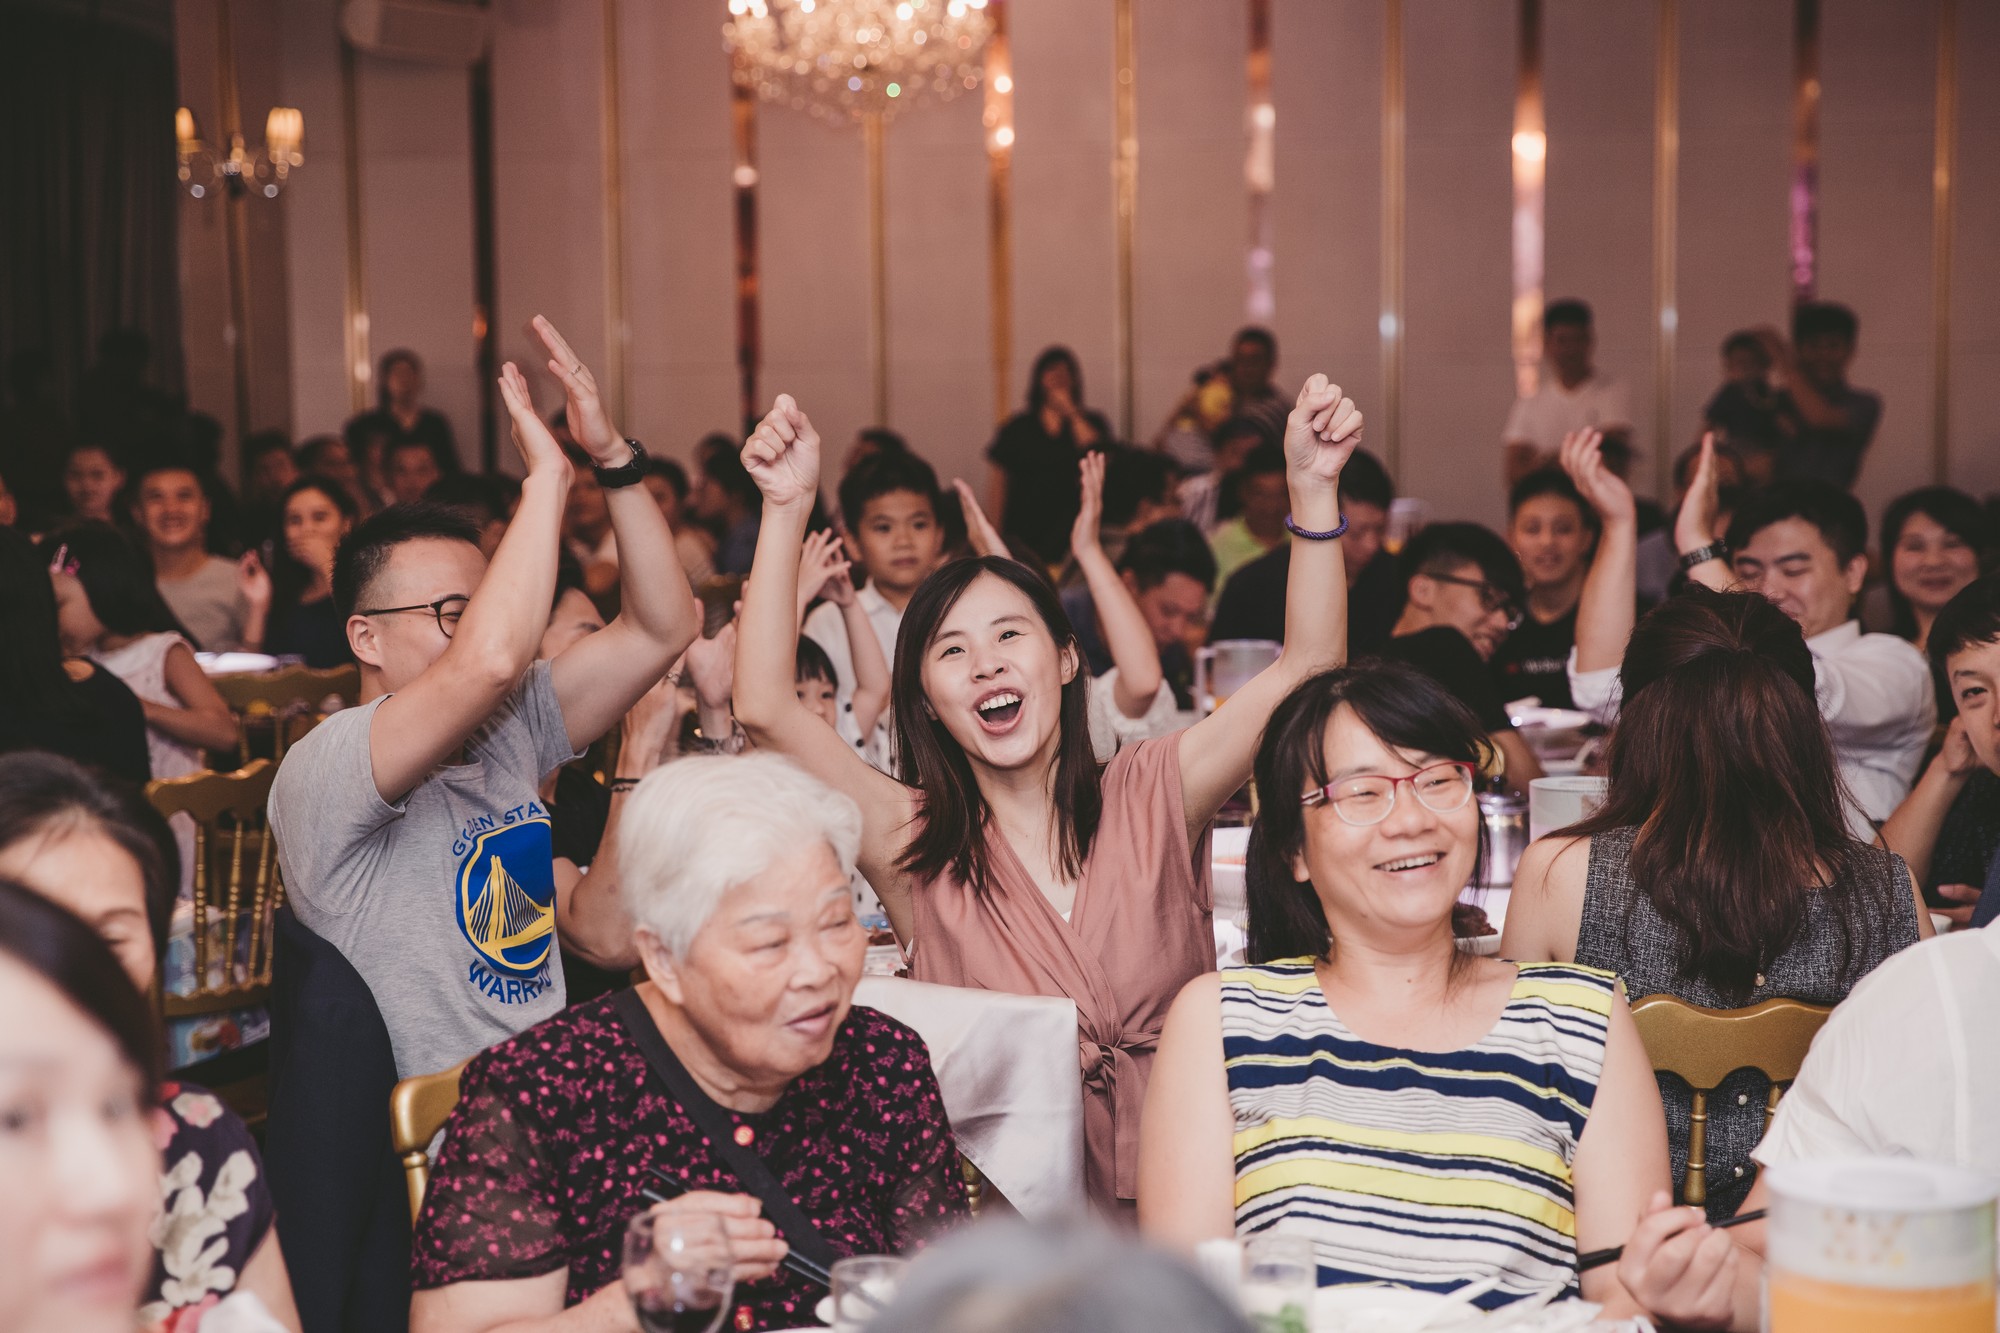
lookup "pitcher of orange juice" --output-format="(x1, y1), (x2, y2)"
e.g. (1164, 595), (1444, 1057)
(1765, 1158), (1997, 1333)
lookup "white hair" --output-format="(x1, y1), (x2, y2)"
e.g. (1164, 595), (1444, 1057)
(615, 753), (863, 958)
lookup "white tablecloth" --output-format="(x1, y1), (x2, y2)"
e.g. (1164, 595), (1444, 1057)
(854, 976), (1085, 1221)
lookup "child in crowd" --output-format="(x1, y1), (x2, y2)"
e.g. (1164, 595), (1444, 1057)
(63, 442), (126, 525)
(44, 522), (240, 904)
(45, 523), (239, 787)
(796, 527), (891, 770)
(801, 449), (946, 733)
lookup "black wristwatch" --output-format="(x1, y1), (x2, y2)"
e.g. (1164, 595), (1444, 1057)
(1679, 541), (1729, 572)
(593, 438), (647, 489)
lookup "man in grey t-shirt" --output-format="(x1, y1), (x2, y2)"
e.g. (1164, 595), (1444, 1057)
(269, 317), (701, 1078)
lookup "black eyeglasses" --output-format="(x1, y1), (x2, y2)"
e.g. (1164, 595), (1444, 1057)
(356, 595), (469, 639)
(1424, 573), (1524, 631)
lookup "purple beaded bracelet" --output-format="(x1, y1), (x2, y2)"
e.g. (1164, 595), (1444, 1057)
(1284, 512), (1349, 541)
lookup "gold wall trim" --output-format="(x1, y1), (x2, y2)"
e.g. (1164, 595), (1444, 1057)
(1931, 0), (1956, 483)
(864, 111), (889, 426)
(1653, 0), (1679, 500)
(215, 0), (255, 449)
(1791, 0), (1821, 301)
(1112, 0), (1137, 441)
(1379, 0), (1405, 476)
(470, 53), (500, 470)
(340, 39), (369, 416)
(1245, 0), (1273, 322)
(1511, 0), (1544, 401)
(730, 77), (760, 429)
(984, 0), (1014, 424)
(600, 0), (628, 426)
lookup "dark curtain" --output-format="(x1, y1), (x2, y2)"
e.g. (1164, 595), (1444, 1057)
(0, 0), (183, 520)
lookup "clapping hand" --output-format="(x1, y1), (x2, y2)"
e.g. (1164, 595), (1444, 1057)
(236, 550), (272, 612)
(620, 670), (690, 770)
(1069, 451), (1107, 561)
(1674, 431), (1725, 555)
(951, 478), (1008, 560)
(742, 395), (822, 510)
(498, 362), (571, 478)
(1558, 428), (1635, 526)
(797, 527), (857, 623)
(532, 315), (625, 467)
(682, 619), (738, 714)
(1284, 375), (1363, 490)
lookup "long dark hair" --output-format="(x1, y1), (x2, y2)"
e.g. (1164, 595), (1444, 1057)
(0, 752), (179, 972)
(1025, 345), (1086, 416)
(42, 521), (189, 641)
(0, 878), (162, 1097)
(1246, 664), (1492, 965)
(273, 476), (361, 608)
(1880, 486), (1991, 641)
(893, 556), (1103, 893)
(1567, 586), (1871, 995)
(0, 527), (86, 720)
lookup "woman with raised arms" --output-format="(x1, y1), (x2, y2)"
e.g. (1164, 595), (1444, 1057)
(733, 377), (1361, 1210)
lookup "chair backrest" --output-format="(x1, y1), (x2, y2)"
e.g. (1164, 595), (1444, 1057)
(391, 1063), (467, 1222)
(1630, 993), (1832, 1207)
(147, 760), (283, 1018)
(211, 664), (361, 764)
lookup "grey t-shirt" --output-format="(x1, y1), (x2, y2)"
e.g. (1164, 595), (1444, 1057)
(269, 660), (581, 1077)
(159, 555), (249, 652)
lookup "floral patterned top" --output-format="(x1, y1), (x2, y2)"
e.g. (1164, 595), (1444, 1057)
(412, 993), (967, 1331)
(141, 1082), (277, 1331)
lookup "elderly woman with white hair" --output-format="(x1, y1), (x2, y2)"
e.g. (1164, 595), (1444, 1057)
(409, 754), (968, 1333)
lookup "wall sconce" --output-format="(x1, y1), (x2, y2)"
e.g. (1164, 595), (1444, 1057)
(176, 105), (305, 200)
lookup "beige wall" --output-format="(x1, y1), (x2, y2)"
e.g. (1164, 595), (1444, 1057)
(179, 0), (1999, 518)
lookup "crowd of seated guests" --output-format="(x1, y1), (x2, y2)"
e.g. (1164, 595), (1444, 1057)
(2, 294), (1999, 1333)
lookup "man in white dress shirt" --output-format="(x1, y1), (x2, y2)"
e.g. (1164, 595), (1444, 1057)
(1562, 436), (1932, 839)
(1502, 299), (1633, 488)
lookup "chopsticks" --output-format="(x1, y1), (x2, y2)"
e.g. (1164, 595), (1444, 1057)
(1576, 1208), (1766, 1272)
(642, 1165), (835, 1290)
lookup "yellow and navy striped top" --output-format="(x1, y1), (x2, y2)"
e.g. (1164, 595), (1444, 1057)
(1222, 958), (1618, 1312)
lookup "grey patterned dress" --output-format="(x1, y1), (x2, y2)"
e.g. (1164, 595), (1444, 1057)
(1573, 826), (1920, 1219)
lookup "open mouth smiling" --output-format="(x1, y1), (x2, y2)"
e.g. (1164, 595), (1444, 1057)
(974, 689), (1024, 732)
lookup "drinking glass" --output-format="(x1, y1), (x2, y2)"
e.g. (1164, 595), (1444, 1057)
(1383, 497), (1431, 556)
(623, 1209), (735, 1333)
(1242, 1233), (1315, 1333)
(1766, 1157), (1996, 1333)
(831, 1254), (907, 1333)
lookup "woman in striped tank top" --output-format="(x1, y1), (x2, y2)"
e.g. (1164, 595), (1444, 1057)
(1139, 665), (1678, 1318)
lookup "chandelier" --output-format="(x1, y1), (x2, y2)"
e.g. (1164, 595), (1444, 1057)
(175, 106), (304, 200)
(723, 0), (994, 125)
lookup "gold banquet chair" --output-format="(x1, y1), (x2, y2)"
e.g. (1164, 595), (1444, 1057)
(210, 663), (361, 765)
(391, 1062), (468, 1221)
(1629, 993), (1832, 1207)
(146, 760), (286, 1020)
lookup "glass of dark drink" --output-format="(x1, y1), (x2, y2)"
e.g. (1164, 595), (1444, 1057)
(623, 1208), (735, 1333)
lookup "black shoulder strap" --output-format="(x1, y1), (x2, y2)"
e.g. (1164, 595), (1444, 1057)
(611, 988), (838, 1270)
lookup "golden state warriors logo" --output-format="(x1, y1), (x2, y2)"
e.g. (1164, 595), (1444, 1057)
(454, 816), (556, 978)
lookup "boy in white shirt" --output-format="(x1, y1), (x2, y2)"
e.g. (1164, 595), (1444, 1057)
(800, 451), (946, 768)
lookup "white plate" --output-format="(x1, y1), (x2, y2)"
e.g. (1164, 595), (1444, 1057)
(1314, 1288), (1619, 1331)
(196, 651), (281, 675)
(1509, 706), (1593, 732)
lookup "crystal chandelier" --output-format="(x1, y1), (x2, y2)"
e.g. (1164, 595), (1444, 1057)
(176, 106), (305, 200)
(724, 0), (994, 125)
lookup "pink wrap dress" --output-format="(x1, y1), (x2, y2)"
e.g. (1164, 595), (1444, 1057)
(910, 734), (1214, 1207)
